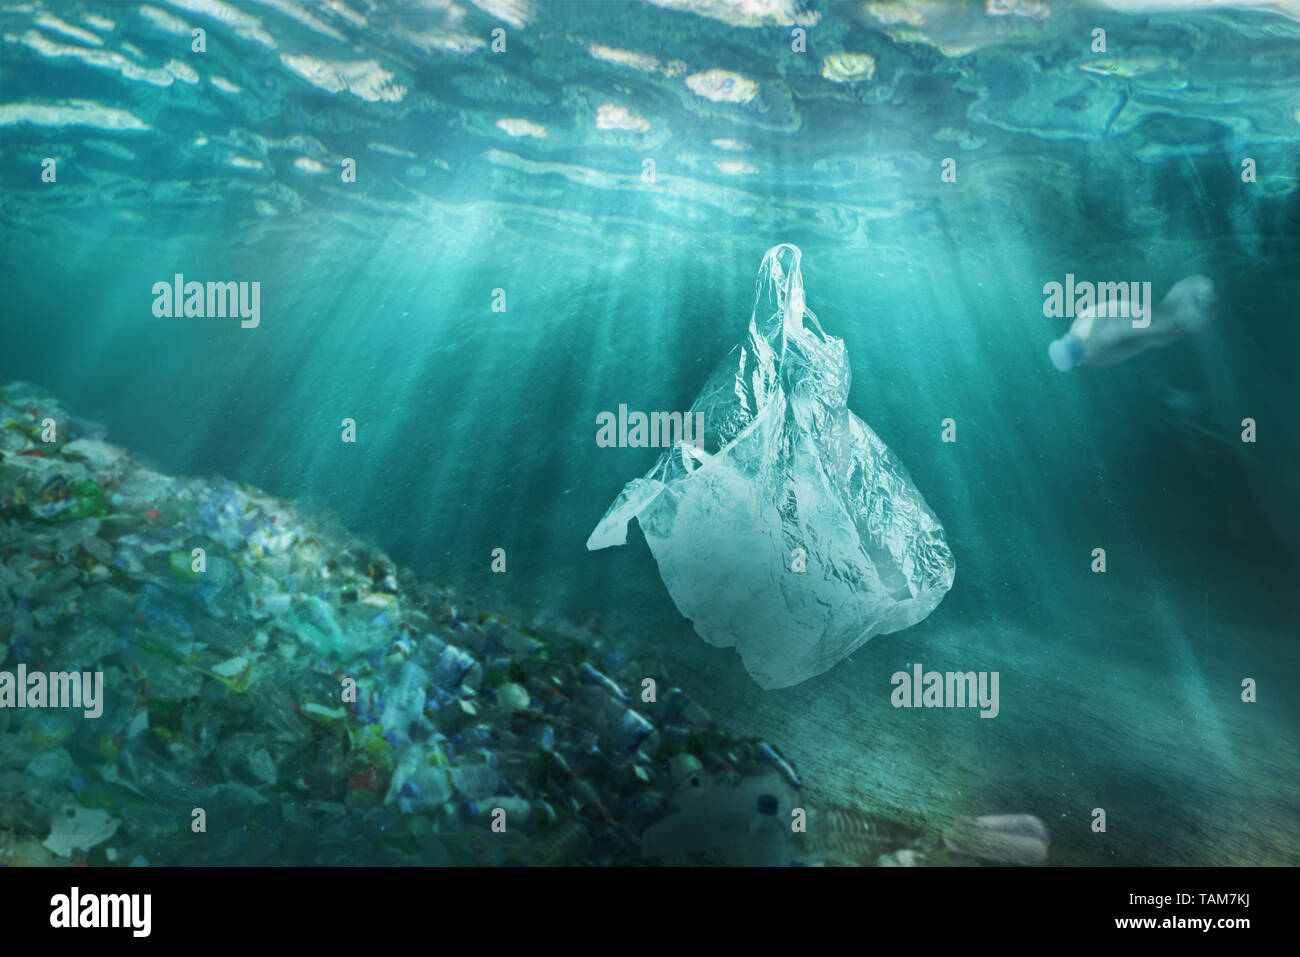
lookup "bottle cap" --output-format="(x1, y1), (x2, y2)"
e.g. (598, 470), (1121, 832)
(1049, 334), (1084, 371)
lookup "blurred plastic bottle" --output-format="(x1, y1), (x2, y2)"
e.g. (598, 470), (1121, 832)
(571, 686), (631, 736)
(450, 763), (499, 800)
(528, 818), (593, 866)
(432, 645), (476, 689)
(755, 741), (803, 789)
(492, 748), (544, 788)
(620, 788), (670, 834)
(417, 634), (447, 668)
(291, 596), (346, 657)
(37, 518), (101, 555)
(460, 797), (555, 832)
(659, 688), (711, 727)
(1049, 275), (1218, 371)
(381, 661), (431, 740)
(579, 662), (627, 700)
(943, 813), (1049, 865)
(743, 793), (790, 866)
(610, 708), (657, 756)
(386, 743), (454, 814)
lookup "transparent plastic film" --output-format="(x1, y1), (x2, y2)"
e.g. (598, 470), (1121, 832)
(589, 245), (955, 689)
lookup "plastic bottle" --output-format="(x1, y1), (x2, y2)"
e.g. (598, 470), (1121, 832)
(291, 595), (347, 657)
(386, 743), (454, 813)
(380, 661), (431, 740)
(742, 793), (790, 866)
(528, 818), (593, 866)
(668, 753), (704, 784)
(432, 645), (476, 689)
(943, 813), (1049, 866)
(417, 633), (447, 668)
(461, 797), (555, 832)
(610, 708), (656, 754)
(802, 805), (913, 865)
(572, 685), (631, 734)
(1049, 275), (1218, 371)
(450, 763), (499, 800)
(755, 741), (803, 789)
(493, 748), (544, 787)
(579, 662), (627, 700)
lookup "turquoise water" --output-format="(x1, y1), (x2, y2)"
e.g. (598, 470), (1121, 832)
(2, 0), (1299, 865)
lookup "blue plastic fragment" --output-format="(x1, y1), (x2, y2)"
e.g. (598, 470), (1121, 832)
(433, 646), (475, 688)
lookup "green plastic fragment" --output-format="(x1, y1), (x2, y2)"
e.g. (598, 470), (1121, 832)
(169, 550), (202, 581)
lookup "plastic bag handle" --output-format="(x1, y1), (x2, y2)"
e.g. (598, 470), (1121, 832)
(762, 244), (827, 359)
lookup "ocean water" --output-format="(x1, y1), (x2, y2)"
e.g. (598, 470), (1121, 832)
(2, 0), (1298, 866)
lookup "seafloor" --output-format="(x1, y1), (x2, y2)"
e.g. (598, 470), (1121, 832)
(1, 377), (990, 867)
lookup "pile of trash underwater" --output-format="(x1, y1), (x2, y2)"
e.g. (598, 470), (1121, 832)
(0, 379), (1038, 867)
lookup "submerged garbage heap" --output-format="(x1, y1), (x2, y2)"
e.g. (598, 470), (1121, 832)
(0, 380), (935, 867)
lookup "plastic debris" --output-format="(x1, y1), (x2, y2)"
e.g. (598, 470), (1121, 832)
(942, 814), (1050, 866)
(588, 245), (956, 689)
(43, 805), (121, 858)
(1049, 275), (1218, 371)
(0, 378), (930, 867)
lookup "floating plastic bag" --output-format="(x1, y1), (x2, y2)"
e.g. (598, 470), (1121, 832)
(587, 245), (955, 689)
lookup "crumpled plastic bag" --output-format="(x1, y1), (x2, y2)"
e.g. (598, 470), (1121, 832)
(587, 244), (955, 689)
